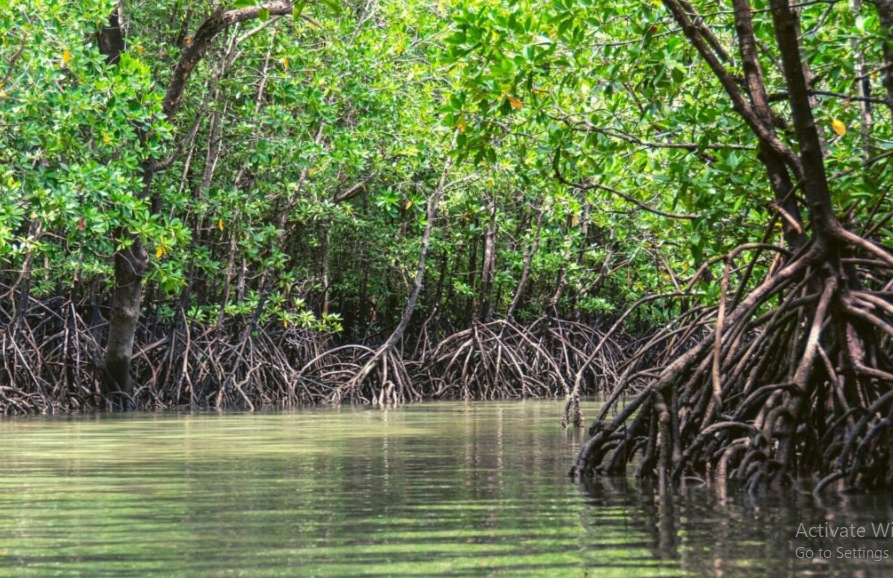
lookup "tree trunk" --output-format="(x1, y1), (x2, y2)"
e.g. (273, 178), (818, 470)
(320, 225), (331, 316)
(768, 0), (838, 238)
(575, 0), (893, 491)
(339, 156), (454, 395)
(103, 241), (148, 397)
(731, 0), (806, 248)
(465, 233), (478, 325)
(478, 196), (497, 321)
(98, 3), (287, 398)
(97, 8), (145, 399)
(851, 0), (875, 158)
(385, 160), (451, 346)
(507, 207), (543, 320)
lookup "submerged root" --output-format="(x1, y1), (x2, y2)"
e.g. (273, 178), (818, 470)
(571, 236), (893, 494)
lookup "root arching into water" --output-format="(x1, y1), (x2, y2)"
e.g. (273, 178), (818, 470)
(571, 234), (893, 495)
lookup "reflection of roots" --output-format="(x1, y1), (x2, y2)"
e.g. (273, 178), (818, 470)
(572, 239), (893, 494)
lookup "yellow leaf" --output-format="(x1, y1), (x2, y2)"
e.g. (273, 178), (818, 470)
(155, 246), (164, 258)
(457, 117), (467, 132)
(308, 167), (316, 176)
(280, 57), (289, 70)
(135, 45), (144, 56)
(507, 95), (523, 110)
(831, 119), (846, 137)
(487, 178), (494, 188)
(404, 200), (413, 210)
(218, 218), (224, 231)
(283, 318), (289, 328)
(102, 133), (112, 144)
(62, 49), (71, 65)
(571, 214), (580, 226)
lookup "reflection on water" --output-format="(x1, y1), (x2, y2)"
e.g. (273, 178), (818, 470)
(0, 401), (892, 577)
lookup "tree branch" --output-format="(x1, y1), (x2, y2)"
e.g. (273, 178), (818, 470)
(163, 2), (298, 120)
(552, 149), (700, 220)
(663, 0), (804, 179)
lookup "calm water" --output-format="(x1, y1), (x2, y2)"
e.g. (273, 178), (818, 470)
(2, 400), (893, 577)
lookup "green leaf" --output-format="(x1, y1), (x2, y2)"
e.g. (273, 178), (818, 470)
(320, 0), (342, 15)
(258, 7), (270, 21)
(233, 0), (256, 8)
(292, 1), (306, 20)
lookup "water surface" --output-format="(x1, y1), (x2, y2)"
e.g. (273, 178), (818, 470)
(1, 400), (893, 577)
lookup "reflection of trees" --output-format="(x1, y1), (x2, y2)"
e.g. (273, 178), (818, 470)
(576, 477), (893, 578)
(0, 402), (689, 577)
(6, 403), (893, 577)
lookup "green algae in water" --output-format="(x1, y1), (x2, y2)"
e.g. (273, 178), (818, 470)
(1, 401), (893, 577)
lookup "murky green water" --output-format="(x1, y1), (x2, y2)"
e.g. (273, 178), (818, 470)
(2, 401), (893, 577)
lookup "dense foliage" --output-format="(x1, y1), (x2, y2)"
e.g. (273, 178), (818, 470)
(1, 0), (749, 348)
(3, 0), (893, 492)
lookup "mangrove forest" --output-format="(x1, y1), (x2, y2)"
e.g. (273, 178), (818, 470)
(4, 0), (893, 574)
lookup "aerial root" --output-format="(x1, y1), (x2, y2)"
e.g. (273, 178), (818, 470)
(0, 310), (625, 413)
(298, 344), (417, 405)
(416, 318), (623, 404)
(0, 294), (331, 413)
(295, 317), (624, 406)
(571, 238), (893, 494)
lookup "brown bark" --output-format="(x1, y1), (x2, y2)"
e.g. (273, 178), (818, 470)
(162, 2), (296, 119)
(103, 242), (148, 397)
(378, 158), (453, 347)
(465, 233), (478, 325)
(97, 9), (146, 398)
(96, 7), (125, 65)
(320, 226), (331, 316)
(768, 0), (838, 241)
(851, 0), (875, 157)
(730, 0), (805, 248)
(662, 0), (804, 178)
(507, 208), (544, 320)
(341, 157), (454, 391)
